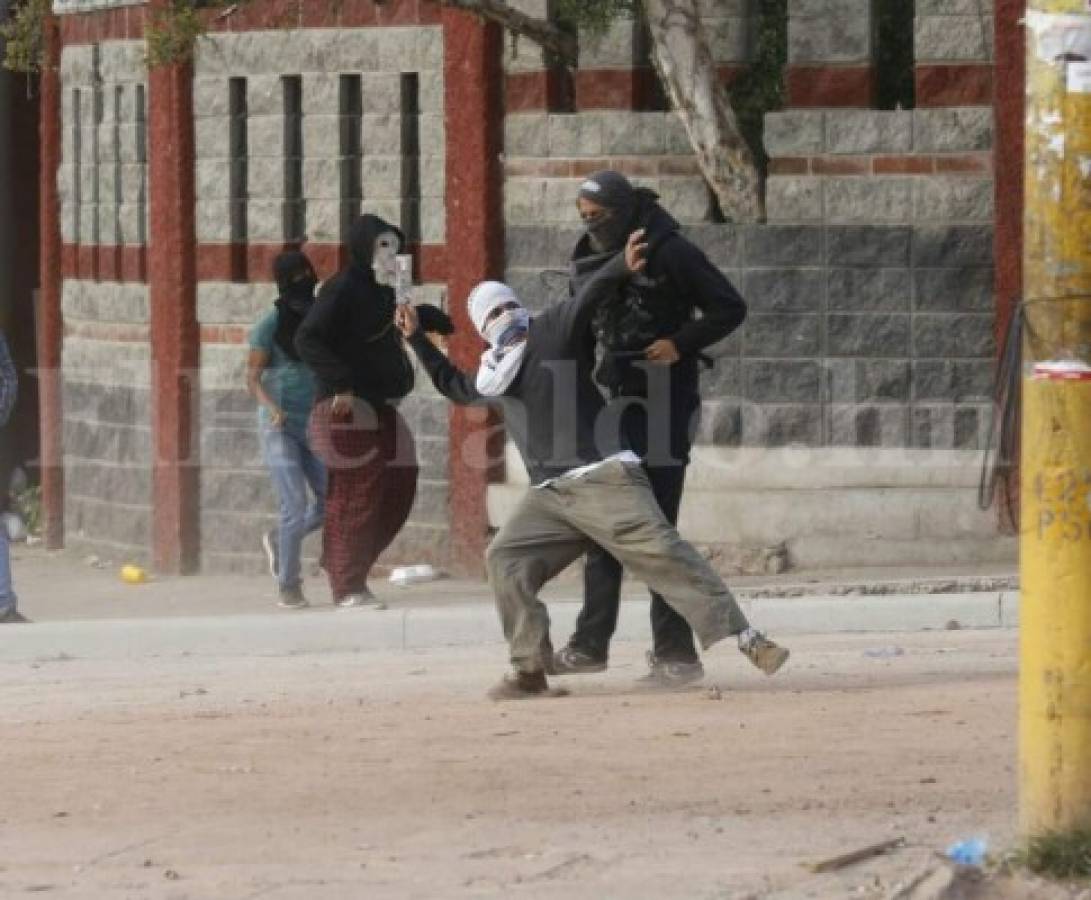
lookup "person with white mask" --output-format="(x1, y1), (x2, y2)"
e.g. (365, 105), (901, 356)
(395, 230), (789, 699)
(295, 214), (418, 609)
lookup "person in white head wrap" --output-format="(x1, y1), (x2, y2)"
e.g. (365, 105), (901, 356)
(466, 281), (531, 397)
(395, 230), (789, 699)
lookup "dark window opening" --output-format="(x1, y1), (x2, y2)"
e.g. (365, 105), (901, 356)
(728, 0), (788, 179)
(339, 74), (362, 242)
(400, 73), (421, 245)
(90, 56), (102, 246)
(135, 84), (147, 245)
(634, 19), (670, 112)
(875, 0), (915, 110)
(72, 88), (82, 244)
(113, 86), (123, 244)
(543, 1), (576, 113)
(282, 75), (305, 243)
(228, 77), (248, 246)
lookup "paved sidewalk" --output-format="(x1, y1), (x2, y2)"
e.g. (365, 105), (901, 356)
(1, 544), (1019, 663)
(10, 544), (1017, 622)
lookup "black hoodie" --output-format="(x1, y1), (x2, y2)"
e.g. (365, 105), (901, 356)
(295, 215), (414, 405)
(570, 196), (747, 398)
(272, 250), (317, 361)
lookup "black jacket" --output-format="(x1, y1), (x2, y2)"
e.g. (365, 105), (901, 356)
(295, 215), (414, 406)
(570, 202), (747, 398)
(407, 254), (633, 486)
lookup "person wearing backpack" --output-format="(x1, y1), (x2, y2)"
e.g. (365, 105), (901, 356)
(295, 215), (419, 609)
(553, 170), (748, 686)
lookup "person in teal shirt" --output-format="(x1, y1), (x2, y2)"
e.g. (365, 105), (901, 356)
(247, 251), (326, 608)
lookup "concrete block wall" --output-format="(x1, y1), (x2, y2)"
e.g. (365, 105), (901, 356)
(61, 281), (153, 564)
(503, 109), (707, 308)
(746, 106), (995, 451)
(503, 0), (749, 112)
(193, 27), (451, 573)
(52, 0), (139, 11)
(58, 41), (151, 564)
(194, 26), (445, 246)
(59, 41), (147, 247)
(914, 0), (994, 106)
(498, 98), (1009, 568)
(915, 0), (994, 67)
(788, 0), (872, 65)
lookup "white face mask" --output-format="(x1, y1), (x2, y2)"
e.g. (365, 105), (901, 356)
(482, 306), (530, 352)
(372, 231), (400, 287)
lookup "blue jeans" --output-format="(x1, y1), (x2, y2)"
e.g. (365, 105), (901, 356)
(260, 424), (326, 590)
(0, 522), (16, 615)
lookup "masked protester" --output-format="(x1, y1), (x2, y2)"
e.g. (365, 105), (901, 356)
(395, 231), (788, 699)
(246, 250), (327, 609)
(295, 215), (418, 609)
(0, 328), (24, 623)
(554, 170), (748, 687)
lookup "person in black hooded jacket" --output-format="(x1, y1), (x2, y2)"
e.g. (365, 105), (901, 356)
(295, 214), (418, 609)
(246, 250), (326, 609)
(553, 170), (748, 687)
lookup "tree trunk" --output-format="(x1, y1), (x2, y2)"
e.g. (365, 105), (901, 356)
(642, 0), (764, 221)
(435, 0), (764, 220)
(437, 0), (578, 66)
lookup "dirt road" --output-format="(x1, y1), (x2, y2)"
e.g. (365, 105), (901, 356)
(1, 630), (1019, 898)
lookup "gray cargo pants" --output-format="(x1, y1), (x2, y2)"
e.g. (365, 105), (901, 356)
(485, 460), (750, 673)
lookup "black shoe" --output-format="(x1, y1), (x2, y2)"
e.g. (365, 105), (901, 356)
(552, 645), (607, 675)
(637, 652), (704, 688)
(0, 608), (29, 624)
(486, 670), (568, 700)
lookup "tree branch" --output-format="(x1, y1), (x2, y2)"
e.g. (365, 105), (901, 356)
(437, 0), (578, 67)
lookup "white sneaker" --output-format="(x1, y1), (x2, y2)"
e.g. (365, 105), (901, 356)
(261, 528), (279, 579)
(335, 590), (386, 610)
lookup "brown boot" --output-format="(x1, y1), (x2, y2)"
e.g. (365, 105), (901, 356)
(486, 670), (568, 700)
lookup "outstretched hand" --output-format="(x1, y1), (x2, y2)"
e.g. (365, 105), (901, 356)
(625, 229), (648, 273)
(395, 304), (419, 338)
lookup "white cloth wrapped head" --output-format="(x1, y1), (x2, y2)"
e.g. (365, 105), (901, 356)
(465, 280), (531, 396)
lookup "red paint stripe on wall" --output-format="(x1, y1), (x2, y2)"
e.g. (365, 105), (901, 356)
(60, 0), (441, 43)
(786, 66), (875, 108)
(915, 64), (993, 107)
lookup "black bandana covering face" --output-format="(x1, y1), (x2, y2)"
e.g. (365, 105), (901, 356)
(579, 170), (640, 253)
(585, 208), (633, 254)
(272, 251), (318, 361)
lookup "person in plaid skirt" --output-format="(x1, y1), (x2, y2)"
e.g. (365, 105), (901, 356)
(295, 215), (418, 608)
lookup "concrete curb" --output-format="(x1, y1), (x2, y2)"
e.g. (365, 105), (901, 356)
(0, 591), (1020, 663)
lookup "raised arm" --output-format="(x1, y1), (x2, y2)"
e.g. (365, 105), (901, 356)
(397, 305), (488, 407)
(553, 229), (647, 344)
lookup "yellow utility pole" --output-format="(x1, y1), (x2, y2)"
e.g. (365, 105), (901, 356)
(1019, 0), (1091, 835)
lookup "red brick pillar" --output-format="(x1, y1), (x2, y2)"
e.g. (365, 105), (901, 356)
(147, 19), (199, 574)
(992, 0), (1024, 530)
(37, 15), (63, 550)
(443, 9), (504, 576)
(993, 0), (1023, 342)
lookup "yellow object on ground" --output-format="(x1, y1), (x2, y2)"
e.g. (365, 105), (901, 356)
(120, 564), (148, 585)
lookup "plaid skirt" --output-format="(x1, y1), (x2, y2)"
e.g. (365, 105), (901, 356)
(308, 399), (419, 600)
